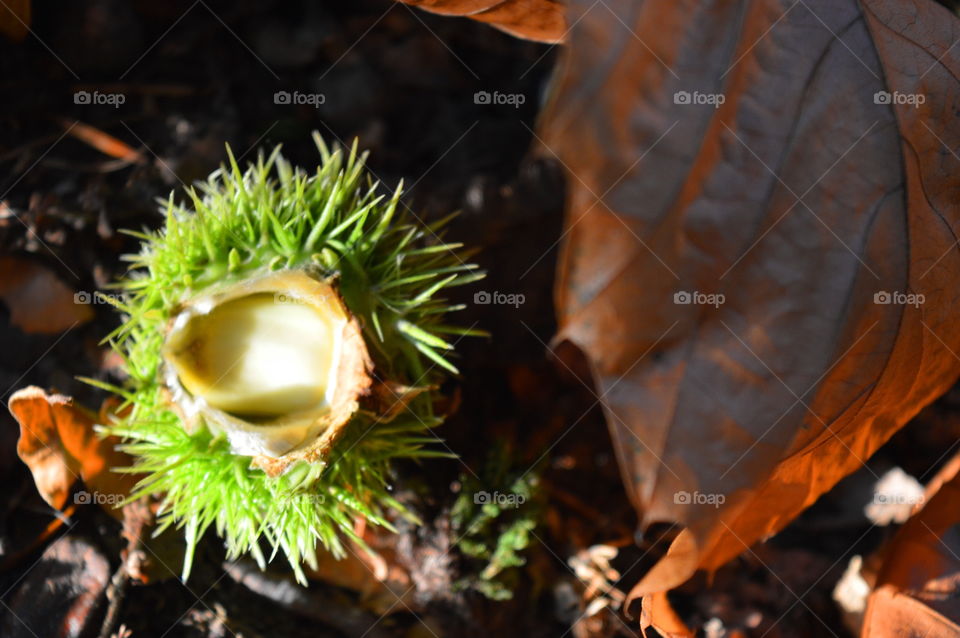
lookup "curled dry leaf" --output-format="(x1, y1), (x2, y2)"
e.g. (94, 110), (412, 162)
(0, 256), (92, 334)
(540, 0), (960, 604)
(862, 453), (960, 637)
(8, 386), (137, 517)
(397, 0), (566, 43)
(640, 591), (692, 638)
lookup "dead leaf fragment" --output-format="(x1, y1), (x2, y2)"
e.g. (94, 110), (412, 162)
(9, 386), (137, 516)
(862, 452), (960, 636)
(0, 256), (92, 334)
(540, 0), (960, 603)
(640, 591), (692, 638)
(397, 0), (565, 43)
(864, 588), (960, 638)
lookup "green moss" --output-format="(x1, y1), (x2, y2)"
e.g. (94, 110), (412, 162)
(451, 444), (542, 600)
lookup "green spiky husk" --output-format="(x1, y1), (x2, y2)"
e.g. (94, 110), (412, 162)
(94, 135), (482, 582)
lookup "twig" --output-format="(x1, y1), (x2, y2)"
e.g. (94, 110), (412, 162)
(224, 560), (396, 638)
(98, 501), (153, 638)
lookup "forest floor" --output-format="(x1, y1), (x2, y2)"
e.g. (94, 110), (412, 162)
(1, 1), (958, 636)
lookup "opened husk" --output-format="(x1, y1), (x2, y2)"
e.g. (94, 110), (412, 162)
(162, 269), (372, 473)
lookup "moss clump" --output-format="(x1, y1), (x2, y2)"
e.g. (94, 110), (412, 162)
(451, 444), (541, 600)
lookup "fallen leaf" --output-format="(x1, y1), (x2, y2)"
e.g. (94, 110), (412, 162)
(0, 256), (92, 334)
(862, 452), (960, 636)
(9, 386), (137, 517)
(0, 0), (29, 42)
(640, 591), (692, 638)
(397, 0), (566, 43)
(863, 589), (959, 638)
(539, 0), (960, 604)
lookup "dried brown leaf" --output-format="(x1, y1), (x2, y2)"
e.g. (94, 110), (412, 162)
(398, 0), (566, 43)
(640, 591), (692, 638)
(862, 452), (960, 636)
(540, 0), (960, 603)
(8, 386), (137, 517)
